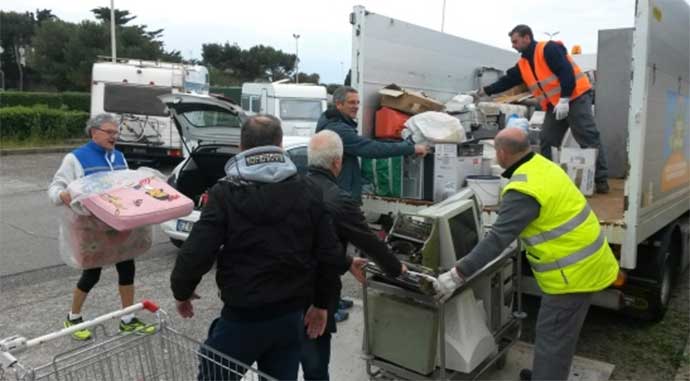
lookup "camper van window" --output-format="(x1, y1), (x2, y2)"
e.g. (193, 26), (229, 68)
(279, 99), (322, 120)
(447, 208), (479, 260)
(250, 96), (261, 112)
(181, 110), (242, 128)
(241, 96), (250, 111)
(183, 81), (210, 94)
(104, 84), (170, 116)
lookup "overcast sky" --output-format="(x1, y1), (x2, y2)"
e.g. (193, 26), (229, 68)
(4, 0), (643, 83)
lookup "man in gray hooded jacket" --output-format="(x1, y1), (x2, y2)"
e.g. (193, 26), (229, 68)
(170, 115), (342, 381)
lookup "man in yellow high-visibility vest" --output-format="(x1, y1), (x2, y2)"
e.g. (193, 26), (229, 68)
(427, 128), (619, 381)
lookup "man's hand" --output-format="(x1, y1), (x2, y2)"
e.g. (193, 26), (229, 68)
(175, 293), (200, 319)
(414, 144), (430, 157)
(349, 257), (368, 284)
(59, 191), (72, 206)
(304, 305), (327, 339)
(401, 263), (408, 274)
(554, 98), (570, 120)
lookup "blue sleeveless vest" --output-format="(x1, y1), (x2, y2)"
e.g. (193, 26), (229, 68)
(72, 141), (127, 176)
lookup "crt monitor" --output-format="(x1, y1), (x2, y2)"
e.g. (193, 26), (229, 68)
(418, 188), (481, 270)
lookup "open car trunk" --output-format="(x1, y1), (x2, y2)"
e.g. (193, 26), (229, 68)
(174, 144), (240, 208)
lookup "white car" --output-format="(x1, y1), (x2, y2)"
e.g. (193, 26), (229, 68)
(158, 93), (311, 247)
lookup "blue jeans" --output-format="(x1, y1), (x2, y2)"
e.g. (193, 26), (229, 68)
(198, 312), (303, 381)
(300, 331), (332, 381)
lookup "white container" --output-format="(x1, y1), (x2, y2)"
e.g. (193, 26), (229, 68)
(466, 175), (502, 206)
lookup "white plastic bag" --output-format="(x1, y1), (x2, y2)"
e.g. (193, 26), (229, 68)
(58, 167), (162, 269)
(67, 167), (166, 209)
(58, 207), (152, 269)
(402, 111), (466, 144)
(445, 94), (475, 113)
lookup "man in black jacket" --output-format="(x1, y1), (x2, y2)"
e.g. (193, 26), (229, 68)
(300, 130), (407, 381)
(170, 115), (341, 381)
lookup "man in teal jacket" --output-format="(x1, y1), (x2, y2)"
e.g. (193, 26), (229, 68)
(315, 86), (429, 202)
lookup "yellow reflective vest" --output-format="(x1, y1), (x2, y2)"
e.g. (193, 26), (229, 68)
(503, 154), (619, 294)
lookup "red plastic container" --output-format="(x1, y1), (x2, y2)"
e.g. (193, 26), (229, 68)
(375, 107), (410, 139)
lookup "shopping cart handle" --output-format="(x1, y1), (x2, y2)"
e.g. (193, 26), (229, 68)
(0, 351), (18, 369)
(0, 336), (25, 369)
(142, 299), (159, 313)
(18, 300), (161, 350)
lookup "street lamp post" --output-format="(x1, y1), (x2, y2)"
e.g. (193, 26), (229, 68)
(293, 33), (300, 84)
(441, 0), (447, 32)
(110, 0), (117, 62)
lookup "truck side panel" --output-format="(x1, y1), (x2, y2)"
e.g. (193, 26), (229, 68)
(624, 0), (690, 268)
(350, 6), (517, 137)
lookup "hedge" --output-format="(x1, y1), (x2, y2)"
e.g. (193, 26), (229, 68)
(0, 91), (90, 113)
(0, 106), (89, 141)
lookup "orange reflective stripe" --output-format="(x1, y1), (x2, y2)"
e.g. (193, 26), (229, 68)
(538, 74), (558, 87)
(545, 86), (561, 97)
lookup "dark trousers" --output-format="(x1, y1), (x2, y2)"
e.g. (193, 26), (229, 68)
(540, 92), (609, 183)
(532, 292), (593, 381)
(300, 331), (332, 381)
(198, 312), (303, 381)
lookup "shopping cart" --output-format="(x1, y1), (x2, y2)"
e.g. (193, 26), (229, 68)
(0, 300), (276, 381)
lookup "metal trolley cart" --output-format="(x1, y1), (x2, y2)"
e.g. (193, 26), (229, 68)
(0, 300), (276, 381)
(363, 248), (525, 381)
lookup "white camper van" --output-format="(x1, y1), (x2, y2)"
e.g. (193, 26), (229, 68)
(90, 58), (210, 164)
(241, 81), (328, 136)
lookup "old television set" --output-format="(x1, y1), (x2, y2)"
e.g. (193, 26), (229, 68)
(417, 188), (481, 270)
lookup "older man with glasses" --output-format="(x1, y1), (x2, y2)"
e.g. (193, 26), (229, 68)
(48, 113), (156, 341)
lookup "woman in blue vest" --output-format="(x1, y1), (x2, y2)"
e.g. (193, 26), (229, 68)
(48, 114), (155, 340)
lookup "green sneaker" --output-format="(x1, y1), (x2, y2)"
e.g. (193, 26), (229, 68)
(64, 316), (92, 341)
(119, 317), (156, 335)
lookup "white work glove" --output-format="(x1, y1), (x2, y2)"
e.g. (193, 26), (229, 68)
(468, 88), (485, 103)
(554, 97), (570, 120)
(417, 267), (465, 303)
(435, 267), (465, 302)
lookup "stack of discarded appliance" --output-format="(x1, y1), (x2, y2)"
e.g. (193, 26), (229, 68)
(361, 84), (527, 207)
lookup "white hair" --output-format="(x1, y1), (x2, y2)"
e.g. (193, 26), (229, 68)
(308, 130), (343, 169)
(85, 113), (118, 137)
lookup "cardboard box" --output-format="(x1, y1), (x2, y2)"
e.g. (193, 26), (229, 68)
(379, 84), (444, 115)
(557, 147), (597, 196)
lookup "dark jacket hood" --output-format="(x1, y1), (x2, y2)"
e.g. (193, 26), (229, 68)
(221, 146), (306, 225)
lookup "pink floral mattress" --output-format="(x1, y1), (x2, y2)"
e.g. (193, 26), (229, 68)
(81, 177), (193, 231)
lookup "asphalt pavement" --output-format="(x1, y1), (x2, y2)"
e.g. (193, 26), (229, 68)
(0, 150), (687, 380)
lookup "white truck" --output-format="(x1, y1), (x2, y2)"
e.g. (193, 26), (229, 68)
(352, 0), (690, 320)
(241, 80), (328, 136)
(90, 58), (210, 165)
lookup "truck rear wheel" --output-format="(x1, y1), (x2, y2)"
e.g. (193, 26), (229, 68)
(648, 252), (673, 321)
(623, 226), (678, 321)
